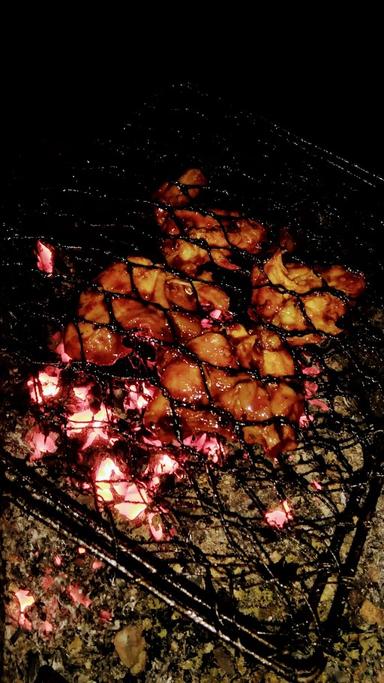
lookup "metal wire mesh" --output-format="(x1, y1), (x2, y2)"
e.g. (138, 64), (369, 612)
(1, 84), (384, 681)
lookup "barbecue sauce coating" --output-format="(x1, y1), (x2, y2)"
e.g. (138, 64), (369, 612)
(64, 257), (230, 364)
(154, 170), (267, 275)
(63, 168), (366, 458)
(249, 249), (365, 345)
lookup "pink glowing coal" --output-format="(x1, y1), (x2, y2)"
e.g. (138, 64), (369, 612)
(299, 414), (314, 429)
(15, 589), (35, 629)
(92, 559), (103, 571)
(99, 609), (112, 622)
(27, 426), (59, 461)
(73, 385), (93, 401)
(145, 452), (181, 489)
(304, 381), (319, 399)
(302, 364), (321, 376)
(66, 403), (115, 450)
(150, 453), (179, 477)
(27, 367), (61, 404)
(147, 512), (165, 541)
(40, 620), (54, 635)
(95, 457), (129, 502)
(201, 308), (233, 328)
(114, 483), (151, 521)
(311, 480), (323, 491)
(265, 500), (293, 529)
(67, 583), (92, 609)
(94, 456), (167, 536)
(51, 331), (72, 362)
(124, 381), (156, 412)
(142, 436), (163, 447)
(183, 433), (223, 463)
(36, 240), (55, 275)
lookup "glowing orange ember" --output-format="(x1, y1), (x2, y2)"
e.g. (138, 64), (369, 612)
(92, 559), (104, 571)
(27, 427), (59, 461)
(265, 500), (293, 529)
(302, 364), (321, 376)
(114, 483), (150, 521)
(15, 589), (35, 629)
(311, 480), (323, 491)
(308, 398), (330, 412)
(36, 240), (55, 275)
(299, 414), (314, 429)
(183, 433), (222, 462)
(95, 457), (129, 502)
(124, 381), (156, 412)
(304, 381), (319, 399)
(67, 584), (92, 608)
(27, 367), (61, 404)
(66, 403), (113, 449)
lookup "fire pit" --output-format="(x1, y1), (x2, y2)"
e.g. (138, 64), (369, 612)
(1, 84), (384, 681)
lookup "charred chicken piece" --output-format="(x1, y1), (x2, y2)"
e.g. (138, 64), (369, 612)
(154, 169), (267, 275)
(144, 357), (302, 456)
(142, 390), (235, 443)
(316, 264), (365, 298)
(243, 423), (298, 456)
(249, 250), (364, 345)
(227, 324), (295, 376)
(64, 321), (129, 366)
(155, 345), (303, 426)
(250, 286), (309, 331)
(64, 257), (230, 364)
(161, 237), (238, 276)
(64, 292), (130, 366)
(187, 331), (238, 368)
(264, 249), (323, 294)
(156, 348), (209, 405)
(301, 292), (347, 335)
(154, 168), (207, 215)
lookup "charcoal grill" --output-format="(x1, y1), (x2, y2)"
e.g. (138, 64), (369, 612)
(1, 83), (384, 682)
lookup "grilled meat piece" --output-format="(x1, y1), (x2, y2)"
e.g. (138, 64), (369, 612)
(264, 249), (323, 294)
(249, 251), (365, 345)
(227, 324), (295, 376)
(317, 264), (365, 298)
(64, 258), (230, 364)
(154, 169), (267, 275)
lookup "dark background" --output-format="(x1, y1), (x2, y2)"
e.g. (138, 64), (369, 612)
(2, 46), (384, 178)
